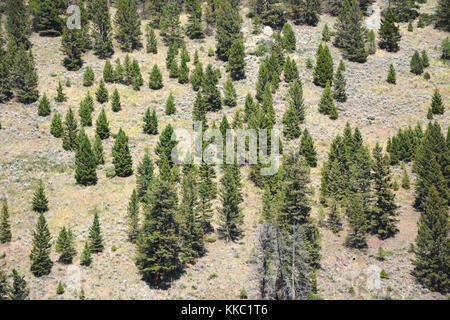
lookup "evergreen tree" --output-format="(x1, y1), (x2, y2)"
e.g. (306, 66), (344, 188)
(56, 281), (64, 295)
(387, 64), (397, 84)
(367, 29), (376, 55)
(178, 59), (190, 84)
(160, 2), (182, 45)
(191, 62), (204, 92)
(111, 89), (121, 112)
(113, 58), (125, 83)
(5, 0), (31, 48)
(127, 189), (140, 243)
(319, 82), (338, 119)
(50, 112), (64, 138)
(155, 124), (178, 167)
(299, 129), (318, 167)
(93, 134), (105, 166)
(282, 105), (301, 140)
(165, 92), (176, 115)
(95, 108), (110, 140)
(91, 0), (114, 58)
(149, 64), (163, 90)
(215, 0), (243, 61)
(435, 0), (450, 32)
(223, 77), (237, 107)
(412, 186), (450, 293)
(130, 59), (144, 90)
(371, 143), (398, 239)
(13, 48), (39, 104)
(410, 50), (424, 75)
(75, 130), (98, 186)
(243, 93), (257, 123)
(30, 213), (52, 277)
(333, 67), (347, 103)
(431, 88), (445, 115)
(313, 43), (334, 87)
(143, 108), (158, 135)
(62, 108), (79, 151)
(345, 196), (369, 248)
(103, 60), (114, 83)
(334, 0), (368, 63)
(227, 40), (246, 81)
(83, 67), (95, 87)
(218, 165), (244, 242)
(114, 0), (142, 52)
(202, 64), (222, 111)
(186, 0), (205, 39)
(135, 178), (181, 286)
(0, 17), (13, 103)
(31, 0), (64, 36)
(54, 80), (67, 103)
(96, 79), (109, 103)
(146, 25), (158, 54)
(136, 151), (155, 199)
(79, 97), (93, 127)
(38, 93), (51, 117)
(378, 8), (401, 52)
(322, 23), (331, 42)
(401, 163), (410, 189)
(78, 0), (92, 52)
(9, 269), (29, 300)
(61, 26), (84, 71)
(0, 198), (12, 244)
(112, 128), (133, 177)
(88, 209), (104, 253)
(32, 180), (49, 213)
(327, 200), (342, 234)
(192, 91), (207, 127)
(80, 242), (92, 266)
(55, 227), (76, 264)
(392, 0), (419, 22)
(288, 79), (306, 122)
(421, 50), (430, 68)
(146, 0), (166, 28)
(282, 23), (296, 51)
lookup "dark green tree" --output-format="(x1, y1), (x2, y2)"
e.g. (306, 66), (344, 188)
(75, 130), (98, 186)
(54, 80), (67, 103)
(178, 59), (190, 84)
(215, 0), (243, 61)
(88, 209), (104, 253)
(333, 68), (347, 102)
(299, 129), (317, 167)
(136, 151), (155, 199)
(149, 64), (163, 90)
(202, 64), (222, 111)
(0, 198), (12, 244)
(165, 92), (176, 115)
(13, 48), (39, 104)
(143, 108), (158, 135)
(313, 43), (334, 87)
(410, 50), (424, 75)
(378, 8), (401, 52)
(191, 62), (204, 92)
(223, 77), (237, 107)
(282, 23), (296, 51)
(435, 0), (450, 32)
(95, 108), (110, 140)
(192, 91), (207, 127)
(55, 227), (76, 264)
(5, 0), (31, 48)
(61, 27), (84, 71)
(431, 88), (445, 115)
(160, 2), (182, 45)
(322, 23), (331, 42)
(93, 134), (105, 166)
(387, 64), (396, 84)
(103, 60), (114, 83)
(114, 0), (141, 52)
(38, 93), (51, 117)
(83, 67), (95, 87)
(96, 79), (109, 103)
(111, 89), (121, 112)
(32, 180), (49, 213)
(80, 242), (92, 266)
(146, 25), (158, 54)
(9, 269), (29, 300)
(288, 79), (305, 122)
(50, 112), (64, 138)
(79, 97), (93, 127)
(227, 40), (246, 81)
(127, 189), (140, 243)
(186, 0), (205, 39)
(91, 0), (114, 58)
(282, 105), (301, 140)
(345, 196), (369, 248)
(112, 128), (133, 177)
(62, 108), (79, 151)
(319, 82), (338, 119)
(284, 57), (299, 83)
(30, 213), (52, 277)
(31, 0), (64, 36)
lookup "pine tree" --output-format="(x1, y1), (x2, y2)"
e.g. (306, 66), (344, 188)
(322, 23), (331, 42)
(62, 108), (79, 151)
(223, 77), (237, 107)
(218, 165), (244, 242)
(13, 48), (39, 104)
(192, 91), (207, 127)
(79, 97), (93, 127)
(50, 112), (63, 138)
(55, 227), (76, 264)
(135, 178), (181, 286)
(215, 0), (243, 61)
(166, 42), (178, 71)
(80, 242), (92, 266)
(95, 108), (110, 140)
(149, 64), (163, 90)
(112, 128), (133, 177)
(191, 62), (204, 92)
(243, 93), (256, 123)
(56, 281), (64, 295)
(32, 0), (64, 36)
(130, 59), (144, 90)
(333, 68), (347, 102)
(8, 269), (29, 300)
(88, 210), (104, 253)
(114, 0), (141, 52)
(160, 2), (182, 45)
(103, 60), (114, 83)
(202, 64), (222, 111)
(0, 198), (12, 244)
(410, 50), (424, 75)
(143, 108), (158, 135)
(178, 59), (190, 84)
(136, 151), (155, 199)
(83, 67), (95, 87)
(96, 79), (109, 103)
(282, 105), (301, 140)
(32, 180), (49, 213)
(387, 64), (397, 84)
(327, 200), (342, 234)
(147, 0), (166, 28)
(165, 93), (176, 115)
(313, 43), (334, 87)
(367, 29), (376, 55)
(288, 79), (306, 122)
(299, 129), (318, 167)
(5, 0), (31, 48)
(227, 40), (246, 81)
(113, 58), (125, 83)
(54, 81), (67, 103)
(93, 134), (105, 166)
(75, 130), (98, 186)
(345, 196), (369, 248)
(282, 23), (296, 51)
(91, 0), (114, 58)
(319, 82), (338, 119)
(78, 0), (92, 52)
(392, 0), (419, 22)
(435, 0), (450, 32)
(421, 50), (430, 68)
(401, 163), (411, 189)
(371, 143), (398, 239)
(284, 57), (299, 83)
(127, 189), (140, 243)
(146, 26), (158, 54)
(111, 89), (121, 112)
(186, 0), (205, 39)
(30, 213), (52, 277)
(379, 8), (401, 52)
(334, 0), (368, 63)
(0, 17), (13, 103)
(38, 93), (51, 117)
(412, 186), (450, 292)
(61, 26), (84, 71)
(431, 88), (445, 115)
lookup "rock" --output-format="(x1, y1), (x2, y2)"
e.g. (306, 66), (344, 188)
(263, 26), (273, 37)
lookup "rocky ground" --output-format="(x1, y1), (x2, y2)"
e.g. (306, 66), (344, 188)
(0, 1), (449, 300)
